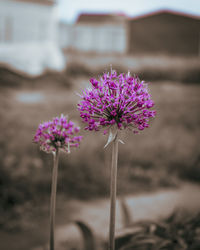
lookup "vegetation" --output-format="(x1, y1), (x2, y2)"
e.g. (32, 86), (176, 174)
(0, 62), (199, 215)
(67, 210), (200, 250)
(25, 205), (199, 250)
(0, 57), (199, 250)
(115, 211), (200, 250)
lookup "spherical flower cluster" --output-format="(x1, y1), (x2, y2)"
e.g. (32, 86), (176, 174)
(34, 114), (82, 153)
(78, 70), (156, 133)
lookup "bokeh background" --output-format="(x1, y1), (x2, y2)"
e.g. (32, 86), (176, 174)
(0, 0), (200, 249)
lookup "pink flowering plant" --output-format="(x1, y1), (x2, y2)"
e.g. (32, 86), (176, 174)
(34, 114), (82, 153)
(78, 70), (155, 134)
(34, 114), (82, 250)
(78, 69), (156, 250)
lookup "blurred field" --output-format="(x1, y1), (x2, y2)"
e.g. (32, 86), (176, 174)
(0, 57), (200, 248)
(65, 53), (200, 83)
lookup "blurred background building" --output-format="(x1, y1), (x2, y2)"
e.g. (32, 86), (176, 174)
(0, 0), (57, 43)
(128, 10), (200, 56)
(0, 1), (199, 76)
(59, 13), (128, 54)
(59, 10), (200, 56)
(0, 0), (64, 75)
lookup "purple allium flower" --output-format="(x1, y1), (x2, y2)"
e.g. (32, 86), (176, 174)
(78, 70), (156, 133)
(34, 114), (82, 153)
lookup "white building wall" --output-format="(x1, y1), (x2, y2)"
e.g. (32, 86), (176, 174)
(59, 23), (74, 49)
(0, 0), (65, 75)
(67, 22), (128, 54)
(0, 0), (57, 44)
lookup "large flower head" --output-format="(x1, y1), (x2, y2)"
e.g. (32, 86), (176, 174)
(34, 114), (82, 153)
(78, 70), (156, 134)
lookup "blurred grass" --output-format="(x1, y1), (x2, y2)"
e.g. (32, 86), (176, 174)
(0, 59), (200, 229)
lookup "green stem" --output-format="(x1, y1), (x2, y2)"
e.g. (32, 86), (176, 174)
(109, 133), (118, 250)
(50, 148), (59, 250)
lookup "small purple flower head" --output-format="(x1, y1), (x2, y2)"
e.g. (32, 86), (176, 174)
(33, 114), (82, 153)
(78, 70), (156, 133)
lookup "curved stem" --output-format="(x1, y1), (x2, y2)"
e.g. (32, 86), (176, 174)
(50, 148), (59, 250)
(109, 133), (118, 250)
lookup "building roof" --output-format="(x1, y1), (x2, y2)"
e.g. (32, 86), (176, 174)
(129, 9), (200, 21)
(15, 0), (56, 6)
(76, 13), (127, 23)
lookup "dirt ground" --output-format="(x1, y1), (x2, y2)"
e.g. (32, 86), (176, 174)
(1, 182), (200, 250)
(55, 182), (200, 245)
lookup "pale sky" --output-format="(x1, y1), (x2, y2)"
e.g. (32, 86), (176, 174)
(58, 0), (200, 23)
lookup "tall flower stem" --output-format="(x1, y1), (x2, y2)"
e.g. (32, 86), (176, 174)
(109, 132), (118, 250)
(50, 148), (59, 250)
